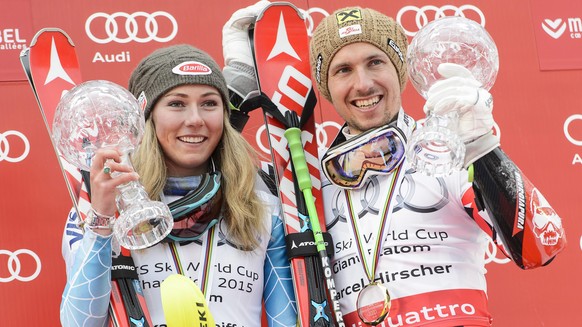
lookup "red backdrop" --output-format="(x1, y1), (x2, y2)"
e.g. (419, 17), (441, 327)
(1, 0), (580, 326)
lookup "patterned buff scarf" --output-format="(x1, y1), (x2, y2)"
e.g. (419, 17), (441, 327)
(162, 173), (223, 243)
(164, 176), (203, 196)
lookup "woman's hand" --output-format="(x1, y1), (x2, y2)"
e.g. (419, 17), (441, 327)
(89, 148), (140, 230)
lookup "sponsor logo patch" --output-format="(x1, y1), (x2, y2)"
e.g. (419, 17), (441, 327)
(315, 54), (323, 83)
(339, 25), (362, 38)
(137, 91), (147, 112)
(336, 9), (362, 24)
(388, 39), (404, 63)
(172, 61), (212, 75)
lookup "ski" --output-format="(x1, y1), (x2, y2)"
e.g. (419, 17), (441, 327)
(250, 3), (343, 326)
(20, 28), (151, 327)
(20, 27), (84, 209)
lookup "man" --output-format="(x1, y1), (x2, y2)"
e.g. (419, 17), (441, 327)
(309, 6), (566, 326)
(222, 3), (566, 326)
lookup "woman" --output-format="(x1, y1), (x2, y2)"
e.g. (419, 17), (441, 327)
(60, 44), (297, 327)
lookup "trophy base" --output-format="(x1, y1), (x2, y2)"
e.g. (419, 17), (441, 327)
(407, 123), (465, 177)
(113, 201), (173, 250)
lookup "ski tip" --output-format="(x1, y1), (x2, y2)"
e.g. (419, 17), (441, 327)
(160, 274), (215, 327)
(19, 47), (30, 59)
(256, 1), (304, 21)
(30, 27), (76, 47)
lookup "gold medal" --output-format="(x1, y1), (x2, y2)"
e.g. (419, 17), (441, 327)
(356, 282), (391, 325)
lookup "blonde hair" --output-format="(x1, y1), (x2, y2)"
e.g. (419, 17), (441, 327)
(132, 114), (267, 250)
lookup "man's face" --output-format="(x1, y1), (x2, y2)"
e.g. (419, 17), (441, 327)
(327, 42), (402, 134)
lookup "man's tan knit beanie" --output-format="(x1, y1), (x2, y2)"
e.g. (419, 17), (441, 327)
(310, 7), (409, 101)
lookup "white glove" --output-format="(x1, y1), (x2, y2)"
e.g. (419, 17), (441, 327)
(424, 63), (500, 168)
(222, 0), (271, 101)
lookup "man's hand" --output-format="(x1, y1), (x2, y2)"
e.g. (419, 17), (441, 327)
(424, 63), (495, 143)
(424, 63), (500, 168)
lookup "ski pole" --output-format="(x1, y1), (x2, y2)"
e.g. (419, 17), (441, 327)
(284, 126), (345, 327)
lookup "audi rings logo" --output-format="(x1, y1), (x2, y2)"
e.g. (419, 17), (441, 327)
(299, 7), (329, 36)
(396, 5), (486, 36)
(316, 120), (343, 149)
(564, 114), (582, 146)
(255, 121), (342, 155)
(484, 237), (510, 265)
(0, 130), (30, 163)
(85, 11), (178, 44)
(0, 249), (42, 282)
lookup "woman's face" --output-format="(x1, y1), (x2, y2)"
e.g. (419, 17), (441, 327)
(151, 84), (224, 176)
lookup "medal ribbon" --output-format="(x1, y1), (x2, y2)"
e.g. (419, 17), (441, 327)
(344, 110), (414, 283)
(168, 224), (217, 298)
(345, 164), (404, 284)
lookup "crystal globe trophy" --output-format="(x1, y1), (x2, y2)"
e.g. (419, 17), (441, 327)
(406, 16), (499, 176)
(52, 80), (173, 250)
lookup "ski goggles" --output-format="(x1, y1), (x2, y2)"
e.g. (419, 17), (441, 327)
(165, 171), (223, 242)
(322, 125), (406, 189)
